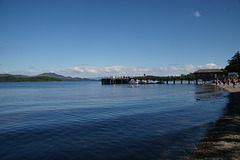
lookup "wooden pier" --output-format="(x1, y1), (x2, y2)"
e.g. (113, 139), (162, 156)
(102, 77), (130, 84)
(102, 77), (193, 85)
(165, 79), (192, 84)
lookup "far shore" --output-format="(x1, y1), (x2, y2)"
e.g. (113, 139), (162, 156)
(187, 83), (240, 159)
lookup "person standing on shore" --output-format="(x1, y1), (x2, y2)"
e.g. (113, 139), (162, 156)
(239, 78), (240, 88)
(233, 77), (236, 88)
(218, 80), (221, 85)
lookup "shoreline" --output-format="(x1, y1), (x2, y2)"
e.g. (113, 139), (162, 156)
(214, 82), (240, 93)
(187, 83), (240, 159)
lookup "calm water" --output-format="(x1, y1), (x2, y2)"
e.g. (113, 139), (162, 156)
(0, 81), (229, 160)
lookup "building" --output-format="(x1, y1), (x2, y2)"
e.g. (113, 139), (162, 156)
(194, 69), (223, 83)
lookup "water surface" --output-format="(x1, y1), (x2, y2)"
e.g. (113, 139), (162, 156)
(0, 81), (229, 159)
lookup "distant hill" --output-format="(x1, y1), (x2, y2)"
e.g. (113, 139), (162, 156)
(0, 74), (29, 78)
(0, 74), (62, 82)
(0, 74), (12, 77)
(38, 73), (68, 80)
(37, 73), (86, 81)
(14, 75), (30, 78)
(0, 73), (97, 82)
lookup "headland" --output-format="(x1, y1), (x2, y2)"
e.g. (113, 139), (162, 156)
(187, 83), (240, 159)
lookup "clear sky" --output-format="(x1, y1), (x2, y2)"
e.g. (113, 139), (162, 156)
(1, 0), (240, 77)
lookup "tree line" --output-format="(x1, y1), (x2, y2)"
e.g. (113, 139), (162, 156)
(224, 51), (240, 75)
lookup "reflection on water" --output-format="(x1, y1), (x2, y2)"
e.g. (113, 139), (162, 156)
(195, 85), (227, 102)
(0, 82), (229, 159)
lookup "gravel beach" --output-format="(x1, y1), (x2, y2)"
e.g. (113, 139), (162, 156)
(187, 84), (240, 159)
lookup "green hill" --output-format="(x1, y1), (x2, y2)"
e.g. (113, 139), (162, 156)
(38, 73), (94, 81)
(0, 75), (62, 82)
(37, 73), (84, 81)
(0, 74), (29, 78)
(0, 73), (95, 82)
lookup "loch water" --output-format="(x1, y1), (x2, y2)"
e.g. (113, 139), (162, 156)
(0, 81), (229, 160)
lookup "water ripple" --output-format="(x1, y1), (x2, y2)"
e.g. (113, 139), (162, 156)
(0, 82), (229, 159)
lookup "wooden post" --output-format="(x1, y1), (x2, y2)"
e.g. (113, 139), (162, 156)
(181, 80), (183, 84)
(188, 80), (190, 84)
(166, 80), (168, 84)
(173, 79), (175, 84)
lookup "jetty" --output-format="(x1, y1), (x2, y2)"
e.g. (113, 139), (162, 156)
(101, 69), (228, 85)
(101, 76), (193, 85)
(102, 77), (130, 84)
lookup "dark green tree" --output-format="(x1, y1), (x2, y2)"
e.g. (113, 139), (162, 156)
(225, 51), (240, 74)
(220, 68), (228, 76)
(186, 73), (195, 80)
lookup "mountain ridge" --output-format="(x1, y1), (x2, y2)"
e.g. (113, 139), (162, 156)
(37, 73), (92, 81)
(0, 73), (97, 81)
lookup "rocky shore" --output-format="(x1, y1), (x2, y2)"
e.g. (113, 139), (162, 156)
(187, 83), (240, 159)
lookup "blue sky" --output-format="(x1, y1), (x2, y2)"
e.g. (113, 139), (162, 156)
(1, 0), (240, 77)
